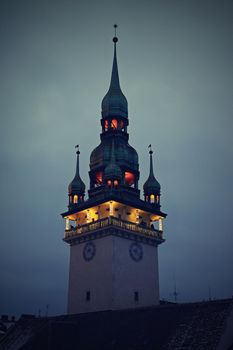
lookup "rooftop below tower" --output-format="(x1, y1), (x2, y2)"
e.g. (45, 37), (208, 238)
(1, 299), (233, 349)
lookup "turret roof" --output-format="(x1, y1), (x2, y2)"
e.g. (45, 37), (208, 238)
(143, 147), (161, 195)
(68, 146), (85, 195)
(101, 35), (128, 119)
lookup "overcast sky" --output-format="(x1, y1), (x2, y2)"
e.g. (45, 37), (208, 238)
(0, 0), (233, 317)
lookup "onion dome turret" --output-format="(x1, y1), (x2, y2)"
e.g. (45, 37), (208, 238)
(68, 145), (85, 208)
(88, 27), (140, 200)
(143, 146), (161, 207)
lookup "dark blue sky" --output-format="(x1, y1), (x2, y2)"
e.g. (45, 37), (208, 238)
(0, 0), (233, 316)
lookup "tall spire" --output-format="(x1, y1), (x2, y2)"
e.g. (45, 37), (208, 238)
(110, 25), (120, 91)
(68, 145), (85, 197)
(149, 145), (154, 178)
(75, 145), (80, 178)
(143, 145), (161, 197)
(101, 25), (128, 119)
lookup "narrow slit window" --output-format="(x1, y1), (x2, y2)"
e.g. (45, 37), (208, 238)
(86, 291), (91, 302)
(134, 291), (139, 302)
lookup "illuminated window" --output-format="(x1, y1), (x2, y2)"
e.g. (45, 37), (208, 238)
(125, 172), (135, 186)
(150, 194), (155, 203)
(74, 195), (78, 204)
(110, 201), (113, 216)
(111, 119), (118, 129)
(95, 172), (103, 185)
(65, 217), (70, 230)
(159, 218), (163, 231)
(86, 210), (90, 223)
(114, 180), (118, 188)
(104, 120), (108, 131)
(107, 180), (112, 188)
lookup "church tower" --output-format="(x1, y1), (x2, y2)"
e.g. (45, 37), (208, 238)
(62, 28), (167, 314)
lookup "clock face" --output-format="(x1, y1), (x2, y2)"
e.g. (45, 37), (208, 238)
(129, 242), (143, 262)
(83, 242), (96, 261)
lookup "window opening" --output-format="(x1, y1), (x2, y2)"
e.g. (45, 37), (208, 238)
(86, 291), (91, 302)
(134, 291), (139, 302)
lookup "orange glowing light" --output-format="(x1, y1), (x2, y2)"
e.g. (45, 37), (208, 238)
(114, 180), (118, 187)
(95, 172), (103, 184)
(107, 180), (112, 187)
(104, 120), (108, 131)
(111, 119), (118, 129)
(74, 195), (78, 203)
(125, 172), (135, 186)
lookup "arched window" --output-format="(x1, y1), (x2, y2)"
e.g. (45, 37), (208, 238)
(150, 194), (155, 203)
(125, 172), (135, 187)
(114, 180), (118, 188)
(156, 195), (160, 204)
(107, 180), (112, 188)
(74, 195), (78, 204)
(104, 120), (108, 131)
(95, 172), (103, 186)
(111, 119), (118, 129)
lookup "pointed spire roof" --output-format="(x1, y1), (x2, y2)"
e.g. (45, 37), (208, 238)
(143, 146), (161, 195)
(68, 145), (85, 195)
(104, 138), (122, 181)
(101, 26), (128, 119)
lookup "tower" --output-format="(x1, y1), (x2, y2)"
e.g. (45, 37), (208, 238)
(62, 28), (167, 314)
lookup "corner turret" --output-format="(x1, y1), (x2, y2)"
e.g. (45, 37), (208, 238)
(68, 145), (85, 208)
(143, 145), (161, 207)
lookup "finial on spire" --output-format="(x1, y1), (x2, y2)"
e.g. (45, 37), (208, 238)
(148, 144), (153, 155)
(75, 144), (80, 155)
(113, 24), (118, 43)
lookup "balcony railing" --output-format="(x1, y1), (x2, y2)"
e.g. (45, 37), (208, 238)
(64, 216), (163, 241)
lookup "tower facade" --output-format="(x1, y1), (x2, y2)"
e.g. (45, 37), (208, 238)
(62, 32), (167, 314)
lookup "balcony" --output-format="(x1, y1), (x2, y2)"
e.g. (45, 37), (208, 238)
(64, 216), (163, 243)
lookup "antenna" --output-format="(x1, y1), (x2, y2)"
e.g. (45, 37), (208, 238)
(208, 284), (212, 301)
(45, 304), (49, 317)
(172, 273), (179, 303)
(173, 282), (178, 303)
